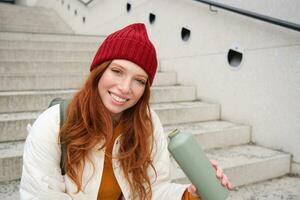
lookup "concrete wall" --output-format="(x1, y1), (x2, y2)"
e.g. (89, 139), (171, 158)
(22, 0), (300, 172)
(25, 0), (149, 35)
(158, 0), (300, 171)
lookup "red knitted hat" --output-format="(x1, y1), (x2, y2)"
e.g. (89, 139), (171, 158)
(90, 23), (158, 85)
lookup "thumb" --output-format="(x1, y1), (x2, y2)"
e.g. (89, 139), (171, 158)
(187, 184), (198, 197)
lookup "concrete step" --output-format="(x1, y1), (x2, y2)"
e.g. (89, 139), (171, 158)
(0, 24), (72, 34)
(0, 89), (76, 113)
(0, 3), (62, 20)
(0, 112), (243, 145)
(0, 31), (105, 43)
(170, 145), (291, 188)
(0, 112), (36, 143)
(153, 72), (177, 86)
(0, 141), (290, 185)
(164, 121), (251, 150)
(0, 71), (177, 90)
(0, 40), (99, 51)
(0, 141), (23, 183)
(0, 180), (19, 200)
(0, 74), (86, 91)
(150, 86), (196, 103)
(152, 101), (220, 125)
(228, 175), (300, 199)
(0, 86), (196, 113)
(0, 52), (163, 75)
(0, 101), (219, 142)
(0, 3), (72, 34)
(0, 61), (90, 74)
(0, 13), (70, 31)
(0, 49), (94, 62)
(1, 176), (300, 200)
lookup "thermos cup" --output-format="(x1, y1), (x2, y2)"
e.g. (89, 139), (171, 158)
(168, 129), (229, 200)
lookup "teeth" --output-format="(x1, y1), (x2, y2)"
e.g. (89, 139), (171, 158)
(110, 92), (127, 103)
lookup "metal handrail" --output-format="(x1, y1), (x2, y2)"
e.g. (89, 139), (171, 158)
(194, 0), (300, 32)
(77, 0), (93, 6)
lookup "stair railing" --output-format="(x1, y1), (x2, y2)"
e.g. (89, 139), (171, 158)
(194, 0), (300, 32)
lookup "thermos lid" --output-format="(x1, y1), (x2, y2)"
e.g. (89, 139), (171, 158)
(168, 129), (179, 139)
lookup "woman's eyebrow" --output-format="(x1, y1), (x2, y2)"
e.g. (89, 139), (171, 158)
(136, 74), (148, 79)
(111, 63), (125, 69)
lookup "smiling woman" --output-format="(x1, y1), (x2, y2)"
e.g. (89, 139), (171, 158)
(19, 23), (231, 200)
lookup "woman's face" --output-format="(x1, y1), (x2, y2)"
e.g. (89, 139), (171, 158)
(98, 59), (148, 120)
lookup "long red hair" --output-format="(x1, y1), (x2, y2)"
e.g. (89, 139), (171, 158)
(59, 61), (156, 199)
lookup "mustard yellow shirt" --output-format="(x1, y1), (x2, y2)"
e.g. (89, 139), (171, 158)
(97, 123), (202, 200)
(97, 124), (122, 200)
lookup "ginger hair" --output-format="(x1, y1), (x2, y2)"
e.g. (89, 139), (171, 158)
(59, 61), (156, 199)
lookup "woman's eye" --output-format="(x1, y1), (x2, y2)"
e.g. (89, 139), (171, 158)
(136, 79), (146, 85)
(111, 68), (121, 74)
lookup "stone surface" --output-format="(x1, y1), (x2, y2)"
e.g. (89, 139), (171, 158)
(0, 31), (103, 43)
(0, 40), (98, 51)
(0, 142), (23, 182)
(228, 176), (300, 200)
(0, 49), (94, 62)
(0, 112), (39, 142)
(0, 89), (76, 112)
(153, 101), (220, 124)
(0, 180), (19, 200)
(170, 145), (291, 187)
(291, 162), (300, 176)
(0, 3), (72, 34)
(0, 75), (85, 91)
(152, 72), (177, 86)
(0, 100), (219, 142)
(164, 121), (251, 149)
(1, 176), (299, 200)
(0, 77), (183, 92)
(0, 61), (90, 74)
(150, 86), (196, 103)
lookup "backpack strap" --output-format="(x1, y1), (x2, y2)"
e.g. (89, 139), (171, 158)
(48, 98), (70, 175)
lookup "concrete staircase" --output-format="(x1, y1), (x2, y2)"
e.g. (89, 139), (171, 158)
(0, 3), (299, 200)
(0, 2), (72, 34)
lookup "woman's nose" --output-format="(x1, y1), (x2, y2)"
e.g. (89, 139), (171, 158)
(118, 78), (131, 94)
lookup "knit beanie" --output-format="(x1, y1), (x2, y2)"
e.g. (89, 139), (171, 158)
(90, 23), (158, 85)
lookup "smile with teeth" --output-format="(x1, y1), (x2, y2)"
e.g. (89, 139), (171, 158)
(109, 92), (129, 103)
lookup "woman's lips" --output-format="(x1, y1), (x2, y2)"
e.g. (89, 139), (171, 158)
(108, 91), (129, 103)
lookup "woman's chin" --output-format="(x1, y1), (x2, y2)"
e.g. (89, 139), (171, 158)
(109, 110), (123, 120)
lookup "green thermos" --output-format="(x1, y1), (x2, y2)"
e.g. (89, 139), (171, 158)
(168, 129), (229, 200)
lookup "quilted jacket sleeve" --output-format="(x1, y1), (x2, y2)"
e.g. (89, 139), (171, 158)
(20, 105), (72, 200)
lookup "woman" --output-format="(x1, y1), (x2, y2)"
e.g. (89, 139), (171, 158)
(20, 23), (232, 200)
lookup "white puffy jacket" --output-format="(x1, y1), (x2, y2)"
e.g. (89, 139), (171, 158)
(20, 104), (187, 200)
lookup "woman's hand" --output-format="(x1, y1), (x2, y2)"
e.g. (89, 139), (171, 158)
(210, 159), (233, 190)
(187, 159), (233, 197)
